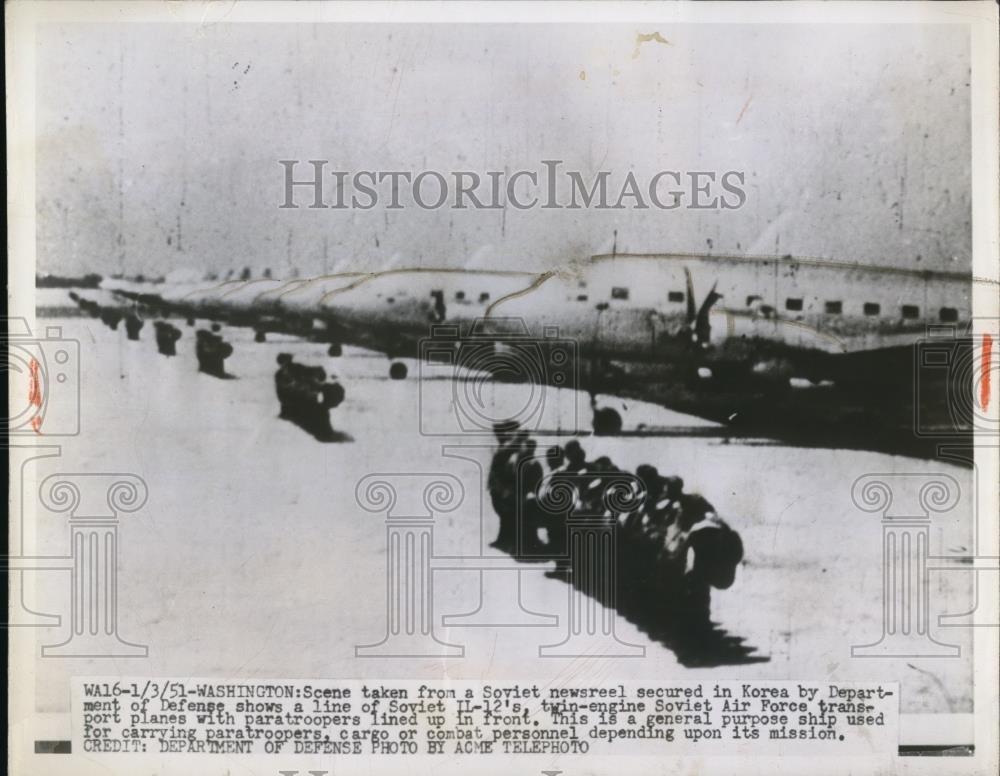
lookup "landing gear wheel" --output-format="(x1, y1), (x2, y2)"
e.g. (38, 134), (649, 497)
(592, 407), (623, 436)
(327, 343), (343, 357)
(389, 361), (408, 380)
(254, 330), (266, 343)
(186, 317), (195, 327)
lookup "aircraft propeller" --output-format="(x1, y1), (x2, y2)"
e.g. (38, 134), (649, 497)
(684, 266), (723, 348)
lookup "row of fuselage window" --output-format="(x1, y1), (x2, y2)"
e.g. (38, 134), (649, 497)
(762, 296), (958, 321)
(599, 286), (960, 322)
(435, 286), (960, 323)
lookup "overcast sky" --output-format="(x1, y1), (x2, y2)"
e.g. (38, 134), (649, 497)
(35, 22), (970, 278)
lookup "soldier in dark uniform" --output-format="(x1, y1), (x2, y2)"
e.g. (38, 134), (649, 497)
(617, 464), (664, 615)
(282, 361), (303, 419)
(543, 440), (590, 577)
(574, 456), (621, 600)
(195, 330), (214, 374)
(514, 439), (547, 557)
(100, 308), (123, 331)
(655, 490), (743, 642)
(580, 456), (617, 519)
(124, 312), (144, 341)
(661, 492), (714, 634)
(195, 330), (233, 378)
(487, 421), (522, 552)
(274, 357), (345, 438)
(311, 371), (345, 439)
(544, 446), (565, 474)
(304, 365), (327, 421)
(643, 476), (683, 539)
(536, 446), (566, 553)
(275, 354), (296, 418)
(563, 440), (588, 474)
(154, 321), (181, 356)
(681, 503), (744, 634)
(285, 362), (311, 423)
(303, 366), (331, 436)
(214, 335), (233, 376)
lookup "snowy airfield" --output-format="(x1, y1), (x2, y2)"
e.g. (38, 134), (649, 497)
(31, 305), (974, 717)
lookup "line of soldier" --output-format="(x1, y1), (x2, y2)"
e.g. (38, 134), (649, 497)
(70, 293), (238, 380)
(274, 354), (346, 439)
(70, 294), (144, 341)
(488, 421), (743, 633)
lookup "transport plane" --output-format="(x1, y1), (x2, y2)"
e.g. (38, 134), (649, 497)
(97, 251), (975, 456)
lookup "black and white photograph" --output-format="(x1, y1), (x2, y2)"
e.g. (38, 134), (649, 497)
(6, 2), (999, 775)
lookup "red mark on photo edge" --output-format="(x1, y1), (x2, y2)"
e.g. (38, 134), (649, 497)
(28, 357), (43, 432)
(981, 334), (993, 411)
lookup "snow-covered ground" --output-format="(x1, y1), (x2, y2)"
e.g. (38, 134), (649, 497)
(27, 314), (973, 715)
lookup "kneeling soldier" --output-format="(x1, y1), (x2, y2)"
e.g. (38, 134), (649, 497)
(124, 312), (144, 341)
(195, 330), (232, 378)
(154, 321), (181, 356)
